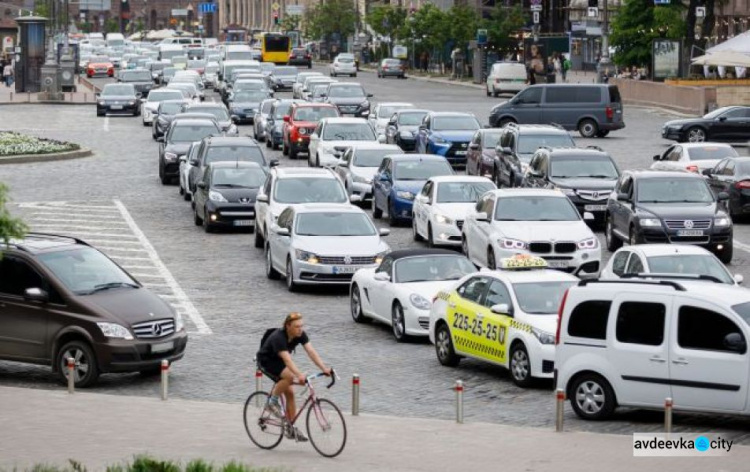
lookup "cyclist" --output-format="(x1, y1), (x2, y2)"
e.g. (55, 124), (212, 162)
(257, 312), (332, 441)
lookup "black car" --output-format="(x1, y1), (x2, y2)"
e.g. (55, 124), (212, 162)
(181, 102), (236, 135)
(287, 48), (312, 68)
(226, 90), (267, 124)
(265, 99), (303, 150)
(96, 83), (140, 117)
(492, 123), (576, 188)
(521, 146), (620, 223)
(322, 82), (373, 118)
(193, 161), (267, 232)
(269, 66), (299, 90)
(117, 68), (154, 95)
(605, 170), (733, 263)
(662, 106), (750, 143)
(152, 99), (190, 139)
(158, 118), (222, 185)
(384, 109), (430, 152)
(704, 156), (750, 218)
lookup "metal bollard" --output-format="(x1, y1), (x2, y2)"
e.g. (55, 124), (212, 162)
(664, 397), (673, 435)
(352, 374), (360, 416)
(160, 360), (169, 401)
(455, 380), (464, 424)
(555, 389), (565, 432)
(255, 369), (263, 407)
(67, 357), (75, 394)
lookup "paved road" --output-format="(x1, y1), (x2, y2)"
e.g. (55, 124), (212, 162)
(1, 67), (750, 440)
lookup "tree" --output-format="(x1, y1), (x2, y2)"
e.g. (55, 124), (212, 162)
(281, 14), (301, 32)
(0, 184), (28, 255)
(482, 4), (526, 51)
(33, 0), (48, 17)
(105, 18), (120, 34)
(447, 5), (480, 51)
(303, 0), (357, 41)
(610, 1), (686, 68)
(367, 5), (407, 41)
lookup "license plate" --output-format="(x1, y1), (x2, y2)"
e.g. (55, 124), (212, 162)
(677, 230), (703, 236)
(233, 220), (254, 226)
(332, 266), (363, 274)
(110, 105), (123, 110)
(584, 205), (607, 211)
(454, 151), (467, 156)
(546, 260), (568, 269)
(151, 341), (174, 354)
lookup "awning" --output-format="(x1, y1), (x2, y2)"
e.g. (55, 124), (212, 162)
(691, 50), (750, 67)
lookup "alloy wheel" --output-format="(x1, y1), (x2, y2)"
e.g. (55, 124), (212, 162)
(575, 380), (606, 415)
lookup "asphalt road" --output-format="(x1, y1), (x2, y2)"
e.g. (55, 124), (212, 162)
(1, 66), (750, 440)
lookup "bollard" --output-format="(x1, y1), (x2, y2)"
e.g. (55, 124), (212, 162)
(455, 380), (464, 424)
(555, 389), (565, 432)
(255, 369), (263, 407)
(352, 374), (360, 416)
(664, 397), (673, 435)
(67, 357), (75, 394)
(160, 360), (169, 401)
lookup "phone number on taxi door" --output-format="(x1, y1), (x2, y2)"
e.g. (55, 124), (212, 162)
(452, 313), (506, 343)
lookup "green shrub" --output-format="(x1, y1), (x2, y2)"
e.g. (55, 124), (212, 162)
(185, 460), (214, 472)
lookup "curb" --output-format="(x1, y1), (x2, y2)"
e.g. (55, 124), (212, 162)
(0, 147), (93, 164)
(359, 66), (484, 89)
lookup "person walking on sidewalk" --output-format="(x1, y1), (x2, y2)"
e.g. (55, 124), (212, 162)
(257, 312), (332, 442)
(2, 61), (13, 88)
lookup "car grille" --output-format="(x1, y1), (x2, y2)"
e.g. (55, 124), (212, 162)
(576, 190), (609, 201)
(339, 105), (358, 112)
(554, 242), (577, 253)
(244, 109), (255, 114)
(542, 360), (555, 374)
(529, 242), (552, 253)
(455, 220), (464, 230)
(418, 318), (430, 330)
(317, 255), (378, 265)
(668, 235), (711, 244)
(530, 242), (578, 254)
(132, 318), (175, 339)
(665, 219), (711, 230)
(446, 142), (469, 157)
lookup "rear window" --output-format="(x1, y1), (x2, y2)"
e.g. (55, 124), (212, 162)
(608, 85), (621, 103)
(567, 300), (611, 339)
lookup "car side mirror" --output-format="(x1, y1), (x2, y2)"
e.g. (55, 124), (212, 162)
(136, 92), (142, 99)
(367, 93), (374, 98)
(257, 194), (269, 203)
(156, 137), (165, 143)
(283, 115), (290, 123)
(499, 146), (511, 155)
(491, 303), (512, 316)
(469, 143), (480, 150)
(653, 154), (661, 161)
(231, 115), (239, 124)
(274, 226), (290, 237)
(702, 168), (713, 176)
(374, 272), (390, 281)
(179, 155), (187, 162)
(24, 287), (48, 303)
(724, 332), (746, 353)
(416, 195), (429, 204)
(349, 194), (362, 203)
(189, 158), (199, 166)
(377, 135), (386, 144)
(270, 159), (280, 167)
(717, 191), (729, 201)
(379, 228), (391, 236)
(734, 274), (744, 285)
(475, 212), (489, 222)
(197, 181), (206, 189)
(583, 212), (595, 221)
(719, 116), (728, 122)
(617, 192), (630, 202)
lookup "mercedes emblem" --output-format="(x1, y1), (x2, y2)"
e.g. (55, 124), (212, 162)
(152, 323), (162, 336)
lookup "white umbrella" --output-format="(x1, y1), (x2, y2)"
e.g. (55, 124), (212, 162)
(691, 50), (750, 67)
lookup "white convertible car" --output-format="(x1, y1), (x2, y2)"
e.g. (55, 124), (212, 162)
(349, 248), (477, 342)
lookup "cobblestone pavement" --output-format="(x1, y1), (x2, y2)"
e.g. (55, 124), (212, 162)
(1, 68), (750, 441)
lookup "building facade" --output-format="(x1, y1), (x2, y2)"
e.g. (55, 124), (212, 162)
(218, 0), (317, 35)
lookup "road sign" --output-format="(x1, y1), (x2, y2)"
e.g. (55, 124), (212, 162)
(199, 3), (217, 13)
(696, 6), (706, 17)
(286, 5), (304, 15)
(272, 2), (280, 11)
(533, 11), (540, 24)
(653, 0), (670, 4)
(172, 8), (188, 16)
(587, 7), (598, 17)
(530, 0), (542, 11)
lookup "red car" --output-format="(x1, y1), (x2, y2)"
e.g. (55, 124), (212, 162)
(282, 103), (340, 159)
(86, 56), (114, 78)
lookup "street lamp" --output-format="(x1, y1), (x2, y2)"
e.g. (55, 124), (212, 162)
(596, 0), (611, 83)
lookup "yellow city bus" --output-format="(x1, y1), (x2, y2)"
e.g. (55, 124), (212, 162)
(261, 33), (292, 64)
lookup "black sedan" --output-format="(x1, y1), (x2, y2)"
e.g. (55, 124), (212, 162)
(662, 106), (750, 143)
(227, 90), (268, 124)
(117, 68), (154, 95)
(704, 156), (750, 218)
(385, 109), (430, 152)
(152, 99), (190, 139)
(96, 84), (140, 117)
(193, 161), (267, 232)
(157, 119), (222, 185)
(287, 48), (312, 68)
(269, 66), (300, 90)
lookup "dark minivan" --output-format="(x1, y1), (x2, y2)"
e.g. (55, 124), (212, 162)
(488, 84), (625, 138)
(0, 234), (188, 387)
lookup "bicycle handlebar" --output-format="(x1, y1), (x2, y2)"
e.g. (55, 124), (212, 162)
(303, 368), (338, 389)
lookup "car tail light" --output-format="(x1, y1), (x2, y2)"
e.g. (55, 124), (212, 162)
(736, 180), (750, 189)
(605, 106), (614, 120)
(686, 164), (699, 173)
(306, 55), (311, 59)
(555, 288), (570, 345)
(290, 54), (296, 59)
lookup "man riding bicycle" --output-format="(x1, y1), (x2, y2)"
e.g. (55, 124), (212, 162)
(257, 312), (332, 442)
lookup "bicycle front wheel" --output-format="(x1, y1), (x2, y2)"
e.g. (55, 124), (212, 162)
(306, 398), (347, 458)
(243, 391), (284, 450)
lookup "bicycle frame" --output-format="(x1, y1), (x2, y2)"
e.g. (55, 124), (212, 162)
(271, 371), (336, 429)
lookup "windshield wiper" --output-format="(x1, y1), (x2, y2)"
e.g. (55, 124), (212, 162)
(214, 183), (247, 188)
(524, 311), (554, 315)
(588, 175), (617, 179)
(87, 282), (138, 294)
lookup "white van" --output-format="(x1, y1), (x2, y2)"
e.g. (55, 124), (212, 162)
(106, 33), (125, 50)
(223, 45), (254, 62)
(159, 44), (185, 63)
(485, 62), (527, 97)
(556, 278), (750, 420)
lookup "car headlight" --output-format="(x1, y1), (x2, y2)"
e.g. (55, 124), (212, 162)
(500, 238), (527, 250)
(375, 250), (389, 265)
(295, 249), (319, 264)
(577, 237), (599, 250)
(298, 128), (308, 136)
(715, 216), (731, 227)
(435, 214), (453, 225)
(97, 322), (134, 340)
(396, 191), (415, 200)
(97, 101), (105, 106)
(668, 125), (682, 130)
(209, 190), (227, 202)
(639, 218), (661, 227)
(399, 130), (414, 139)
(175, 311), (185, 332)
(353, 174), (371, 184)
(432, 135), (447, 144)
(556, 187), (576, 196)
(164, 152), (178, 162)
(531, 327), (555, 345)
(128, 100), (136, 105)
(360, 101), (370, 108)
(410, 293), (432, 311)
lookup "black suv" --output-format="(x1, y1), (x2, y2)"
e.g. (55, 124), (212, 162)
(605, 170), (733, 262)
(521, 146), (620, 223)
(0, 234), (188, 387)
(492, 123), (576, 188)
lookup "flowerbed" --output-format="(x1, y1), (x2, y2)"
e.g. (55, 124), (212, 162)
(0, 131), (80, 156)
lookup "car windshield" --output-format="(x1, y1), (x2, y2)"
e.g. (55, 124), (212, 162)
(148, 90), (183, 102)
(433, 116), (480, 131)
(274, 178), (348, 204)
(205, 146), (264, 165)
(190, 107), (229, 120)
(646, 255), (734, 284)
(323, 123), (376, 140)
(120, 70), (151, 81)
(90, 56), (109, 63)
(512, 281), (577, 315)
(101, 85), (134, 96)
(163, 68), (177, 77)
(495, 196), (580, 221)
(233, 91), (267, 102)
(687, 146), (739, 161)
(328, 85), (366, 98)
(261, 101), (275, 113)
(160, 102), (184, 114)
(338, 57), (355, 63)
(293, 106), (339, 121)
(517, 134), (576, 156)
(482, 132), (503, 149)
(273, 103), (293, 119)
(436, 182), (496, 203)
(311, 85), (329, 97)
(274, 67), (297, 76)
(170, 124), (218, 142)
(398, 112), (428, 125)
(550, 156), (619, 179)
(393, 160), (453, 180)
(211, 167), (266, 188)
(732, 302), (750, 326)
(704, 107), (735, 119)
(205, 64), (219, 73)
(353, 149), (392, 167)
(637, 178), (715, 203)
(188, 60), (206, 68)
(37, 247), (138, 296)
(295, 212), (375, 236)
(379, 105), (409, 118)
(383, 59), (401, 66)
(395, 255), (476, 283)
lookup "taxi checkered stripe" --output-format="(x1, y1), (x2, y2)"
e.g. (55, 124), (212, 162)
(436, 292), (451, 302)
(510, 319), (532, 333)
(454, 334), (504, 359)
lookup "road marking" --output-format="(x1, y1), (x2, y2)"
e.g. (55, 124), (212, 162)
(734, 239), (750, 253)
(103, 116), (110, 132)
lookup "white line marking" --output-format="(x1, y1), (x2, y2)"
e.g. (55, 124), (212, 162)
(113, 199), (211, 335)
(30, 224), (131, 231)
(103, 116), (110, 132)
(109, 255), (151, 261)
(30, 212), (125, 220)
(130, 272), (165, 278)
(25, 231), (139, 240)
(734, 239), (750, 253)
(18, 202), (120, 211)
(91, 246), (149, 253)
(118, 265), (161, 270)
(71, 238), (142, 246)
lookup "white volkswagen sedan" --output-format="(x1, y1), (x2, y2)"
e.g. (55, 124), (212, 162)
(349, 249), (477, 342)
(461, 189), (601, 278)
(334, 143), (401, 201)
(308, 117), (383, 168)
(368, 102), (415, 137)
(265, 204), (390, 292)
(141, 88), (185, 126)
(412, 175), (496, 247)
(651, 142), (738, 174)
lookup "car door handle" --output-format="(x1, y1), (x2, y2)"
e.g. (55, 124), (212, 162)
(649, 356), (666, 363)
(672, 358), (689, 365)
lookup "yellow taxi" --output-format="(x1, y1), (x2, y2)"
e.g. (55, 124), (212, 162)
(428, 255), (578, 387)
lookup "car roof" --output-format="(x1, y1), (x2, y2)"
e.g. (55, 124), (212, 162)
(295, 203), (362, 213)
(377, 102), (414, 107)
(172, 118), (217, 125)
(274, 167), (336, 178)
(204, 137), (258, 146)
(428, 111), (475, 117)
(387, 154), (449, 162)
(429, 175), (494, 184)
(626, 169), (705, 180)
(507, 124), (569, 134)
(396, 109), (430, 115)
(208, 161), (262, 169)
(573, 280), (750, 305)
(350, 143), (400, 151)
(293, 102), (337, 108)
(489, 188), (567, 198)
(174, 113), (217, 121)
(483, 267), (580, 283)
(321, 117), (369, 124)
(4, 233), (89, 255)
(678, 142), (734, 149)
(625, 244), (714, 257)
(388, 248), (464, 260)
(186, 103), (226, 109)
(545, 147), (611, 158)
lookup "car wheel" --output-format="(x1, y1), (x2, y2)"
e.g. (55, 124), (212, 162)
(183, 189), (191, 202)
(493, 166), (502, 188)
(435, 322), (460, 367)
(254, 224), (264, 248)
(142, 119), (149, 127)
(596, 130), (610, 137)
(578, 119), (598, 138)
(388, 199), (399, 226)
(286, 258), (298, 292)
(316, 154), (321, 167)
(427, 224), (435, 248)
(493, 89), (500, 98)
(392, 302), (408, 343)
(266, 138), (272, 148)
(629, 226), (642, 246)
(718, 243), (733, 264)
(487, 247), (497, 270)
(498, 118), (515, 128)
(352, 73), (357, 78)
(412, 216), (423, 241)
(265, 245), (280, 280)
(686, 126), (707, 143)
(152, 129), (157, 140)
(193, 205), (203, 226)
(289, 146), (298, 160)
(605, 215), (623, 251)
(509, 343), (533, 388)
(202, 207), (213, 233)
(282, 141), (289, 156)
(485, 87), (490, 97)
(569, 373), (617, 421)
(372, 197), (383, 219)
(350, 284), (370, 323)
(179, 183), (185, 196)
(56, 341), (99, 388)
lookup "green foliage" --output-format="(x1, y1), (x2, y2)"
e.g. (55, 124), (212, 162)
(280, 15), (301, 32)
(610, 1), (686, 67)
(482, 5), (526, 50)
(185, 460), (214, 472)
(129, 456), (180, 472)
(0, 183), (28, 251)
(303, 0), (357, 40)
(447, 5), (479, 50)
(33, 0), (48, 17)
(105, 18), (119, 34)
(367, 5), (408, 40)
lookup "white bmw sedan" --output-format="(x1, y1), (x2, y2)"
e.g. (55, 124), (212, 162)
(141, 88), (185, 126)
(265, 203), (390, 292)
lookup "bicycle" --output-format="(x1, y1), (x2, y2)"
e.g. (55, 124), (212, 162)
(243, 369), (347, 458)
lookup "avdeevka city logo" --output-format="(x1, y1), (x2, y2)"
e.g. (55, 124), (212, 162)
(694, 435), (710, 452)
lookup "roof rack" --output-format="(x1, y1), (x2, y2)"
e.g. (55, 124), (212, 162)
(586, 145), (604, 152)
(621, 273), (724, 284)
(24, 232), (90, 246)
(578, 279), (686, 291)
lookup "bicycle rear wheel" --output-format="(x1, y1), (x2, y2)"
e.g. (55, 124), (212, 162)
(306, 398), (347, 458)
(243, 391), (284, 450)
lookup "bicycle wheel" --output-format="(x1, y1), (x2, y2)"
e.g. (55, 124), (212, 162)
(306, 398), (347, 458)
(243, 391), (284, 450)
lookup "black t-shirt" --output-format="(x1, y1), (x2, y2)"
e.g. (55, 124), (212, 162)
(258, 328), (309, 362)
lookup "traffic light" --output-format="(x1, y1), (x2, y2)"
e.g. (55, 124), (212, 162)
(273, 11), (279, 25)
(588, 0), (598, 6)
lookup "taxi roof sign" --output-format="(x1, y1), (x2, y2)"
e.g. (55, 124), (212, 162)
(500, 254), (548, 270)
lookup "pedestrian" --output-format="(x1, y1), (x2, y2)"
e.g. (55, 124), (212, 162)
(562, 55), (571, 82)
(420, 51), (429, 72)
(553, 53), (562, 80)
(2, 61), (13, 88)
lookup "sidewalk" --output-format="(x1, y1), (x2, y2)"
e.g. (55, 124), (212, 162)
(0, 77), (96, 105)
(0, 386), (747, 471)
